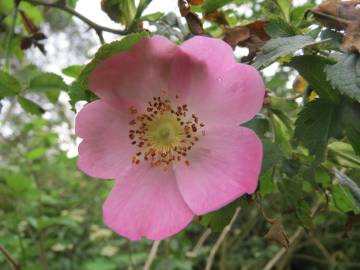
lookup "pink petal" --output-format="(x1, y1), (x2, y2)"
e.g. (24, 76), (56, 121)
(180, 36), (236, 76)
(75, 99), (136, 179)
(103, 164), (194, 240)
(185, 63), (265, 127)
(89, 36), (179, 103)
(175, 126), (262, 215)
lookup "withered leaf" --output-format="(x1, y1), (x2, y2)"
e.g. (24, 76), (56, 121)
(344, 19), (360, 52)
(343, 214), (360, 238)
(20, 10), (39, 34)
(224, 20), (269, 62)
(264, 219), (290, 249)
(310, 0), (360, 30)
(204, 10), (228, 25)
(188, 0), (204, 5)
(179, 0), (204, 35)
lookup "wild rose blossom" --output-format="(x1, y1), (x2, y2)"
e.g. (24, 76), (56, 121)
(75, 35), (265, 240)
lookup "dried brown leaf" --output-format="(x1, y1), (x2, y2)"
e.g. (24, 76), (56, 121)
(310, 0), (360, 30)
(179, 0), (204, 35)
(204, 11), (228, 25)
(224, 20), (269, 62)
(20, 10), (39, 34)
(344, 19), (360, 52)
(264, 219), (290, 249)
(343, 214), (360, 238)
(188, 0), (204, 5)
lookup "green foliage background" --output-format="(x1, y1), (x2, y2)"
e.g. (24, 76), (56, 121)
(1, 0), (360, 269)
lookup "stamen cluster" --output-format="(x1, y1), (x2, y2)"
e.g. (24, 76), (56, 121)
(128, 95), (205, 167)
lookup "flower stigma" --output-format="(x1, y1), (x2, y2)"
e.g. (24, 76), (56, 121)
(128, 94), (205, 168)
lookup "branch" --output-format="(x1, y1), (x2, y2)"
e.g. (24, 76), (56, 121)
(186, 228), (212, 258)
(205, 207), (241, 270)
(143, 240), (161, 270)
(23, 0), (129, 35)
(0, 245), (21, 270)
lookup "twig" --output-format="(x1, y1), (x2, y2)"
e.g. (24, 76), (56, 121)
(4, 0), (19, 71)
(205, 207), (241, 270)
(263, 199), (322, 270)
(0, 245), (21, 270)
(143, 240), (161, 270)
(23, 0), (129, 35)
(186, 228), (212, 258)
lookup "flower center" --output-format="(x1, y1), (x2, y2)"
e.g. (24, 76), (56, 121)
(128, 95), (205, 167)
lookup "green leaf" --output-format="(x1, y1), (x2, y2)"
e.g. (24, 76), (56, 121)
(295, 201), (313, 229)
(270, 113), (292, 159)
(253, 35), (316, 69)
(69, 32), (150, 108)
(328, 142), (360, 169)
(101, 0), (136, 26)
(200, 200), (239, 231)
(26, 147), (47, 160)
(342, 101), (360, 155)
(18, 96), (45, 115)
(275, 0), (291, 22)
(202, 0), (232, 13)
(141, 12), (164, 22)
(5, 175), (32, 193)
(61, 65), (84, 78)
(261, 139), (282, 173)
(289, 55), (340, 102)
(0, 71), (22, 98)
(259, 170), (276, 195)
(334, 168), (360, 207)
(331, 184), (359, 213)
(325, 53), (360, 101)
(295, 99), (342, 164)
(243, 116), (269, 138)
(29, 72), (67, 92)
(265, 17), (297, 38)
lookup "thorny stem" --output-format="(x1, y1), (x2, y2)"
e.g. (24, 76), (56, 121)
(4, 0), (19, 71)
(205, 207), (241, 270)
(0, 245), (21, 270)
(143, 240), (161, 270)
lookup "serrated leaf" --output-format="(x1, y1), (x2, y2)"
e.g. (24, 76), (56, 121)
(295, 99), (342, 164)
(259, 170), (276, 195)
(253, 35), (316, 69)
(69, 32), (150, 108)
(62, 65), (84, 78)
(18, 96), (45, 115)
(29, 72), (67, 92)
(325, 53), (360, 101)
(342, 101), (360, 155)
(289, 55), (340, 102)
(265, 17), (297, 38)
(0, 70), (22, 98)
(141, 12), (164, 22)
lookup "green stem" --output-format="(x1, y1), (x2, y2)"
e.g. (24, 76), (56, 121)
(4, 1), (19, 71)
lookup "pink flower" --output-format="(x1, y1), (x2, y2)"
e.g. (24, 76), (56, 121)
(75, 35), (265, 240)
